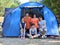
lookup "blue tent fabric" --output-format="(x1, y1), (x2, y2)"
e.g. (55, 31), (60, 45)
(43, 7), (59, 35)
(2, 2), (59, 36)
(2, 7), (21, 36)
(4, 8), (15, 17)
(20, 2), (43, 7)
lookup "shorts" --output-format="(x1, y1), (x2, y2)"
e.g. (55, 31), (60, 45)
(39, 28), (47, 35)
(32, 34), (35, 36)
(26, 29), (29, 34)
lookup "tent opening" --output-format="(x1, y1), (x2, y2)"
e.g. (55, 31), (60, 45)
(21, 7), (44, 19)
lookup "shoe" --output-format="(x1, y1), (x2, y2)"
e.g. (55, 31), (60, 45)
(42, 36), (44, 38)
(42, 35), (47, 39)
(21, 36), (25, 39)
(44, 36), (47, 38)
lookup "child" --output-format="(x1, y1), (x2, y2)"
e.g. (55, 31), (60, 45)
(27, 24), (37, 39)
(31, 14), (39, 29)
(20, 18), (26, 39)
(38, 16), (47, 38)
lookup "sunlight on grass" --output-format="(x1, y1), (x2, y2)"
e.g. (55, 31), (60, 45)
(48, 40), (60, 43)
(0, 43), (3, 45)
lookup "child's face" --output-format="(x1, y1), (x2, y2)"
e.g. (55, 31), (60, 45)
(26, 13), (29, 17)
(33, 14), (36, 18)
(22, 18), (24, 22)
(39, 17), (42, 21)
(31, 25), (35, 28)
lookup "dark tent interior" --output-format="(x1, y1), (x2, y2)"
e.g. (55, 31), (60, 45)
(21, 7), (44, 19)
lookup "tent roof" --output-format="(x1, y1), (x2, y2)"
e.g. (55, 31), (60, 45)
(19, 2), (44, 8)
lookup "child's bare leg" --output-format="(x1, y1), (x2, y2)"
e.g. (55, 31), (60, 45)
(23, 28), (25, 38)
(21, 29), (25, 39)
(43, 28), (47, 37)
(39, 28), (46, 38)
(27, 34), (33, 38)
(21, 29), (23, 38)
(41, 31), (47, 38)
(33, 34), (40, 38)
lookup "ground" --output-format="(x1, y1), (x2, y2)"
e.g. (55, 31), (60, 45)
(0, 38), (60, 45)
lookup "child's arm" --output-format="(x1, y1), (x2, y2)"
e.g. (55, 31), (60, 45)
(20, 23), (22, 29)
(38, 22), (42, 28)
(24, 23), (26, 29)
(29, 28), (31, 35)
(35, 28), (37, 35)
(23, 23), (26, 34)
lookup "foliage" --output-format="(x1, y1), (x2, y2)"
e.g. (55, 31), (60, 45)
(0, 0), (60, 18)
(0, 0), (20, 16)
(42, 0), (60, 18)
(29, 0), (38, 2)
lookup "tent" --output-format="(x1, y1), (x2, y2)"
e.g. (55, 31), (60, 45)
(2, 2), (59, 36)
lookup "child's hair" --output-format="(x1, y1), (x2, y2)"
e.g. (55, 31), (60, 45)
(21, 18), (23, 21)
(39, 16), (43, 18)
(20, 18), (24, 23)
(39, 16), (44, 20)
(31, 23), (35, 26)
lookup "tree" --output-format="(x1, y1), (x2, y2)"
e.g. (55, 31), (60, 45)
(29, 0), (38, 2)
(0, 0), (20, 16)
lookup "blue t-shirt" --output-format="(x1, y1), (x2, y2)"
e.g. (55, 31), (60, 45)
(30, 28), (37, 34)
(38, 20), (46, 28)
